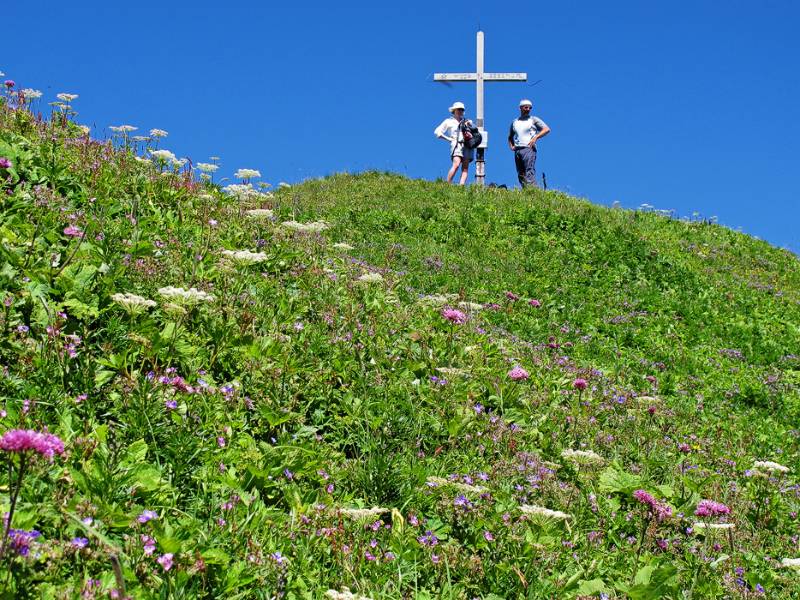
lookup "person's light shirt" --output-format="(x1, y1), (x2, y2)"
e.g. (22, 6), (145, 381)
(510, 115), (548, 147)
(434, 117), (463, 152)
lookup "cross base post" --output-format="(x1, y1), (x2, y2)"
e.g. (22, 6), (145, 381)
(475, 148), (485, 186)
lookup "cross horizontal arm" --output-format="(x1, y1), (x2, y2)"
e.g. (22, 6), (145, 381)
(434, 72), (527, 82)
(434, 73), (478, 81)
(483, 73), (527, 81)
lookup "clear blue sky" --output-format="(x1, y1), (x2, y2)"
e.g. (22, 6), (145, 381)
(5, 0), (799, 250)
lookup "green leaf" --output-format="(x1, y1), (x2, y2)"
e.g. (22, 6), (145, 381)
(599, 462), (642, 495)
(576, 579), (609, 596)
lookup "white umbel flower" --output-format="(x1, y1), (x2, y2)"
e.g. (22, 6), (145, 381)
(110, 125), (137, 133)
(418, 293), (458, 306)
(21, 88), (43, 99)
(426, 476), (486, 494)
(781, 558), (800, 569)
(520, 504), (571, 520)
(325, 588), (373, 600)
(282, 220), (329, 234)
(561, 449), (605, 465)
(337, 507), (390, 520)
(56, 93), (78, 102)
(149, 128), (168, 138)
(221, 249), (268, 264)
(111, 292), (157, 314)
(357, 273), (384, 283)
(692, 522), (735, 531)
(458, 301), (484, 312)
(332, 242), (354, 250)
(753, 460), (790, 474)
(245, 208), (274, 218)
(157, 286), (215, 304)
(150, 149), (178, 163)
(196, 162), (219, 173)
(235, 168), (261, 179)
(223, 183), (262, 201)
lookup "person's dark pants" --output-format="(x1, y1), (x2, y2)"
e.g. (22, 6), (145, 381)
(514, 146), (537, 188)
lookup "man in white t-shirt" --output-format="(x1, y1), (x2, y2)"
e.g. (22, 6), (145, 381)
(508, 99), (550, 188)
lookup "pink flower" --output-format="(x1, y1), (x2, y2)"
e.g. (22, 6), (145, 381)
(0, 429), (65, 460)
(157, 553), (174, 571)
(507, 366), (530, 381)
(4, 80), (15, 88)
(528, 298), (541, 307)
(63, 225), (83, 238)
(441, 307), (467, 325)
(0, 157), (11, 169)
(572, 378), (588, 391)
(695, 499), (731, 518)
(633, 489), (672, 522)
(505, 291), (519, 301)
(141, 535), (156, 555)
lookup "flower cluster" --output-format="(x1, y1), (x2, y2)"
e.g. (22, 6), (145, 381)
(282, 220), (330, 234)
(441, 307), (467, 324)
(520, 504), (572, 520)
(561, 448), (604, 465)
(235, 168), (261, 179)
(507, 366), (530, 381)
(221, 249), (269, 264)
(157, 286), (215, 304)
(632, 489), (672, 521)
(111, 292), (157, 314)
(0, 429), (65, 460)
(694, 499), (731, 518)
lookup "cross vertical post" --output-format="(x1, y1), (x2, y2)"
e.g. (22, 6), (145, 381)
(434, 31), (527, 186)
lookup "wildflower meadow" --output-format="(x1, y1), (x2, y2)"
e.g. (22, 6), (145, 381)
(0, 77), (799, 598)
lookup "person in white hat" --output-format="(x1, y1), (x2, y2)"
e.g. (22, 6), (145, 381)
(433, 101), (474, 185)
(508, 99), (550, 187)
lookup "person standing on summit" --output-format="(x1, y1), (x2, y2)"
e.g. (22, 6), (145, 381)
(508, 99), (550, 188)
(434, 101), (474, 185)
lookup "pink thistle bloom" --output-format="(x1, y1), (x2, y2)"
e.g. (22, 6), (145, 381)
(528, 298), (541, 307)
(441, 307), (467, 325)
(505, 291), (519, 301)
(157, 553), (174, 571)
(0, 157), (11, 169)
(0, 429), (65, 460)
(508, 366), (530, 381)
(4, 80), (15, 88)
(572, 378), (588, 391)
(63, 225), (83, 238)
(695, 499), (731, 518)
(633, 489), (672, 522)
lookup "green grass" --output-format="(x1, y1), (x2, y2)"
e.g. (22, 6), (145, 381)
(0, 92), (799, 599)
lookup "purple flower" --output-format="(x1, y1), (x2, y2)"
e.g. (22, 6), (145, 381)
(505, 291), (519, 301)
(0, 429), (65, 460)
(137, 510), (158, 523)
(483, 530), (494, 541)
(165, 399), (178, 410)
(140, 534), (156, 555)
(441, 307), (467, 325)
(694, 499), (731, 518)
(633, 489), (672, 522)
(270, 551), (287, 566)
(573, 378), (588, 391)
(0, 157), (11, 169)
(417, 530), (439, 547)
(8, 529), (41, 556)
(71, 537), (89, 549)
(157, 553), (174, 571)
(507, 366), (530, 381)
(216, 436), (226, 448)
(63, 225), (84, 238)
(528, 298), (541, 307)
(4, 80), (15, 88)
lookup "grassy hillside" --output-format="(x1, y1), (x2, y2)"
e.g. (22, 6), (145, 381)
(1, 90), (799, 599)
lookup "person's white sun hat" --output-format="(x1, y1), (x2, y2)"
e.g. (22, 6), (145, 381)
(519, 99), (533, 107)
(449, 101), (466, 113)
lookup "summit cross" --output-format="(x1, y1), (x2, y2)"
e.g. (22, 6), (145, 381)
(434, 30), (527, 186)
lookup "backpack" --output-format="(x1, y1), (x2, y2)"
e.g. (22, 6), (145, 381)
(461, 119), (482, 149)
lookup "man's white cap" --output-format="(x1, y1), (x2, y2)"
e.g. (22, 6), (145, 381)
(519, 98), (533, 107)
(449, 101), (466, 113)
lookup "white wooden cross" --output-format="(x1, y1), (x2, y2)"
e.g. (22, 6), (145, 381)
(434, 30), (527, 186)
